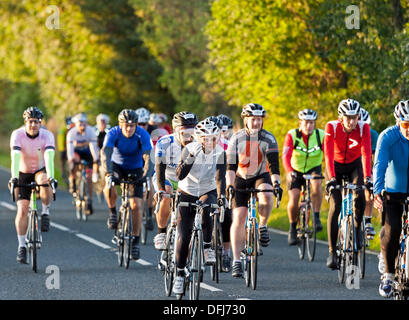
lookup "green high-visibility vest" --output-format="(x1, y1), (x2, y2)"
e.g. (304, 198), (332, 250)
(290, 128), (324, 173)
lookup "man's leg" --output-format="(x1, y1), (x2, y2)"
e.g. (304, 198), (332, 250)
(364, 189), (376, 238)
(287, 188), (301, 245)
(154, 184), (173, 250)
(104, 177), (118, 230)
(36, 171), (52, 232)
(15, 199), (29, 264)
(257, 182), (274, 247)
(311, 178), (324, 231)
(130, 196), (143, 260)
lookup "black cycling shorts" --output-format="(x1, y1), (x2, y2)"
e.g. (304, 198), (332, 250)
(16, 168), (47, 201)
(288, 165), (322, 191)
(112, 163), (143, 199)
(233, 172), (272, 208)
(74, 149), (93, 168)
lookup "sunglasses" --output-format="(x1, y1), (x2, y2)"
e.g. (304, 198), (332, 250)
(27, 119), (40, 125)
(401, 121), (409, 129)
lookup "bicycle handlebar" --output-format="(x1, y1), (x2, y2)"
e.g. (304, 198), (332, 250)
(10, 181), (56, 202)
(154, 191), (175, 215)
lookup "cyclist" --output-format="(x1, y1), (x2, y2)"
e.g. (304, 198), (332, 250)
(359, 107), (378, 239)
(152, 111), (198, 251)
(136, 107), (156, 134)
(101, 109), (153, 260)
(172, 118), (226, 295)
(226, 103), (282, 278)
(158, 113), (173, 134)
(66, 112), (99, 215)
(216, 114), (234, 272)
(283, 109), (324, 245)
(95, 113), (110, 151)
(9, 107), (57, 264)
(374, 100), (409, 298)
(324, 99), (372, 269)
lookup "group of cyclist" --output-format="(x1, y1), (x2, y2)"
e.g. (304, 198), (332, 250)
(8, 97), (409, 299)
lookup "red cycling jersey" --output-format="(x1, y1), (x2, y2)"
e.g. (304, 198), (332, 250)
(324, 120), (372, 179)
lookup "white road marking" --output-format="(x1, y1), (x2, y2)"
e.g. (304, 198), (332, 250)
(50, 222), (71, 232)
(0, 201), (17, 211)
(136, 259), (152, 266)
(200, 282), (222, 292)
(76, 233), (112, 250)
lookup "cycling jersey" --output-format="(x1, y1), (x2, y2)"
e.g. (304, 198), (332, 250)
(226, 129), (279, 179)
(177, 142), (226, 197)
(373, 125), (409, 195)
(150, 127), (169, 147)
(282, 128), (324, 173)
(219, 136), (228, 151)
(370, 128), (379, 154)
(94, 126), (110, 150)
(104, 125), (152, 170)
(154, 134), (182, 191)
(324, 120), (371, 179)
(66, 126), (99, 162)
(10, 127), (55, 174)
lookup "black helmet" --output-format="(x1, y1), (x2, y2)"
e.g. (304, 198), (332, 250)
(298, 109), (318, 121)
(241, 103), (266, 118)
(207, 116), (223, 129)
(217, 114), (233, 130)
(172, 112), (198, 129)
(23, 106), (44, 121)
(118, 109), (138, 123)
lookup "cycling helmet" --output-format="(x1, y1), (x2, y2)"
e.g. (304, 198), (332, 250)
(207, 116), (223, 129)
(298, 109), (318, 121)
(23, 106), (44, 121)
(72, 112), (88, 124)
(172, 112), (198, 129)
(65, 116), (72, 125)
(195, 118), (220, 137)
(135, 107), (150, 123)
(394, 100), (409, 121)
(217, 114), (233, 130)
(96, 113), (110, 123)
(150, 113), (163, 124)
(359, 108), (371, 124)
(241, 103), (266, 118)
(118, 109), (138, 124)
(338, 99), (360, 117)
(158, 113), (168, 122)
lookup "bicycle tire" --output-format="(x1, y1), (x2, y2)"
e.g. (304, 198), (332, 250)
(117, 212), (124, 267)
(345, 216), (356, 287)
(245, 225), (251, 288)
(337, 220), (346, 284)
(164, 227), (175, 297)
(30, 212), (38, 273)
(124, 205), (132, 269)
(359, 222), (366, 279)
(210, 214), (220, 283)
(141, 204), (148, 245)
(306, 202), (316, 262)
(79, 178), (87, 222)
(189, 232), (202, 300)
(297, 205), (306, 260)
(251, 224), (258, 290)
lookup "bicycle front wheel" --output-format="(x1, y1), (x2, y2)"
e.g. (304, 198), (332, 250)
(251, 223), (258, 290)
(210, 216), (220, 283)
(358, 222), (366, 279)
(30, 212), (38, 273)
(297, 206), (306, 260)
(337, 221), (346, 284)
(164, 227), (175, 297)
(141, 203), (148, 245)
(245, 225), (251, 288)
(124, 206), (132, 269)
(306, 203), (316, 262)
(189, 231), (202, 300)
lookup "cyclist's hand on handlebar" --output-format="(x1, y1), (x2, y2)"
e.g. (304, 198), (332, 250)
(217, 196), (227, 208)
(154, 190), (166, 203)
(374, 194), (383, 211)
(365, 177), (373, 192)
(48, 178), (58, 189)
(273, 182), (283, 197)
(8, 177), (18, 191)
(325, 178), (337, 195)
(226, 185), (235, 199)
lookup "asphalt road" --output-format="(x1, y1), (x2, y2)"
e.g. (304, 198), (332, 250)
(0, 168), (384, 300)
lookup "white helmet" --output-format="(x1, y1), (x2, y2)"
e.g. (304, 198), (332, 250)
(96, 113), (110, 123)
(338, 99), (360, 117)
(298, 109), (317, 121)
(195, 118), (220, 138)
(394, 100), (409, 121)
(150, 113), (163, 124)
(135, 107), (150, 123)
(72, 112), (88, 124)
(359, 108), (371, 124)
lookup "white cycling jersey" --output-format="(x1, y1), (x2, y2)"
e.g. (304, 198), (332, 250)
(154, 133), (182, 184)
(178, 141), (225, 197)
(66, 125), (99, 162)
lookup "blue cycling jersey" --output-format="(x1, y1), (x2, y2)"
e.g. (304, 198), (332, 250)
(373, 125), (409, 195)
(104, 125), (152, 170)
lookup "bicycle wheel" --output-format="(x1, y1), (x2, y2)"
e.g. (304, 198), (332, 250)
(245, 225), (251, 288)
(164, 227), (175, 297)
(30, 212), (38, 273)
(117, 211), (124, 267)
(79, 179), (87, 222)
(337, 220), (346, 284)
(345, 216), (356, 287)
(297, 206), (306, 260)
(306, 203), (317, 262)
(189, 231), (202, 300)
(210, 215), (220, 283)
(141, 202), (148, 245)
(124, 206), (132, 269)
(251, 223), (258, 290)
(358, 222), (366, 279)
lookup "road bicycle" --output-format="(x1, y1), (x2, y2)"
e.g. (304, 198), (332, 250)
(11, 180), (56, 273)
(108, 174), (142, 269)
(176, 200), (218, 300)
(155, 191), (178, 297)
(73, 160), (90, 221)
(328, 179), (366, 288)
(295, 173), (324, 262)
(209, 197), (225, 283)
(231, 188), (280, 290)
(141, 177), (152, 245)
